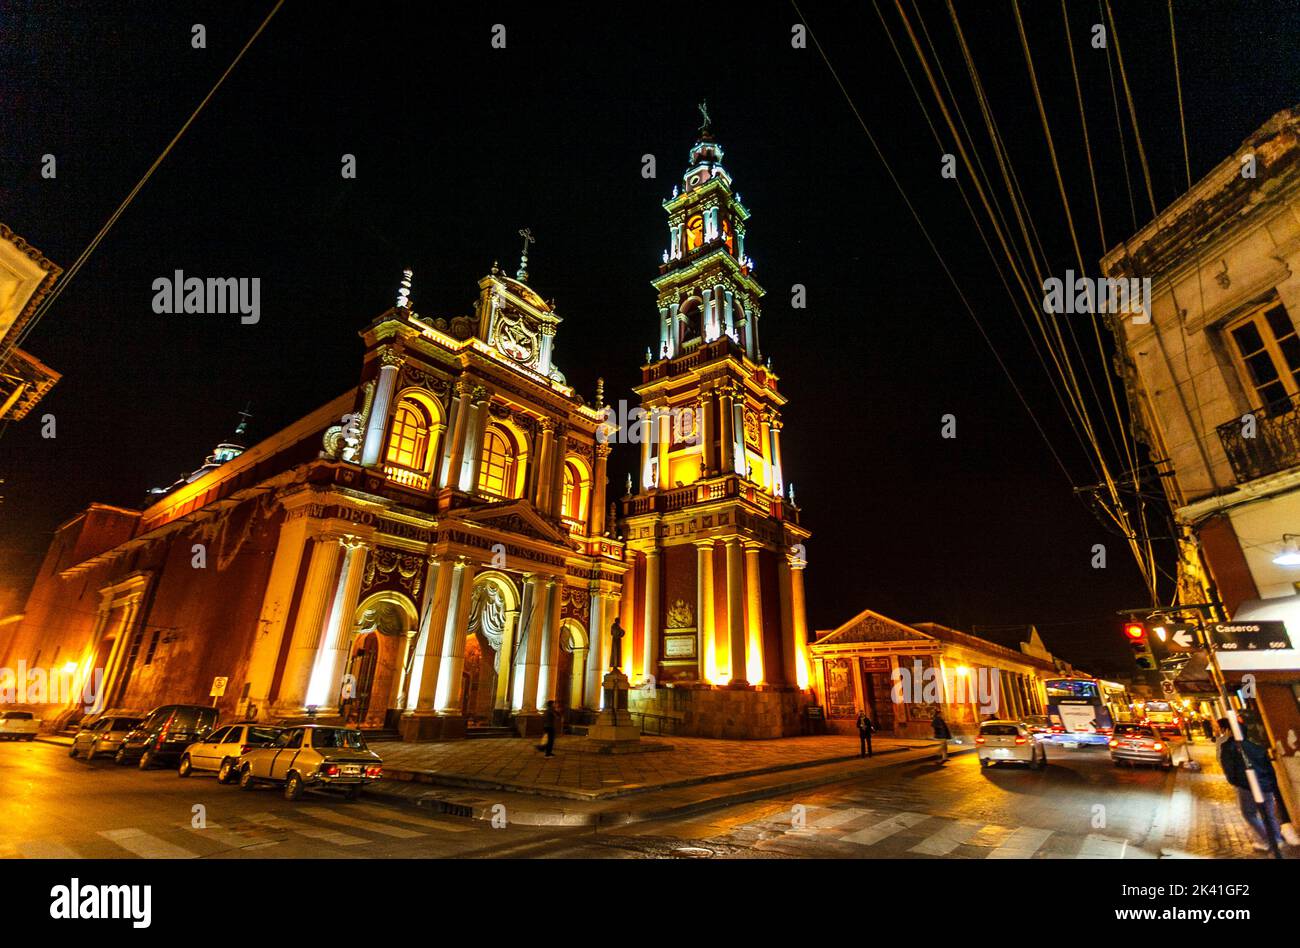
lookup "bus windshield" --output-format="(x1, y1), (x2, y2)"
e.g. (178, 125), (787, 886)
(1045, 679), (1099, 701)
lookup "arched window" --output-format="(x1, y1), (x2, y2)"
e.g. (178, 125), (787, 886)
(686, 215), (704, 252)
(722, 217), (735, 255)
(678, 298), (702, 346)
(478, 427), (516, 498)
(386, 399), (432, 471)
(562, 464), (576, 518)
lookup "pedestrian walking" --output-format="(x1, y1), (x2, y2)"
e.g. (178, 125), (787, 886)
(855, 709), (875, 758)
(1216, 717), (1285, 853)
(1200, 716), (1215, 741)
(536, 700), (558, 758)
(932, 710), (952, 765)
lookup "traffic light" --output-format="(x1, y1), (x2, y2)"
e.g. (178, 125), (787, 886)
(1124, 621), (1158, 671)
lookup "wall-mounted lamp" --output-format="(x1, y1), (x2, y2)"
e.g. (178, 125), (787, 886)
(1273, 535), (1300, 567)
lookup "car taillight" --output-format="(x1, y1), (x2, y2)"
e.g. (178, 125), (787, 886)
(1108, 739), (1119, 748)
(323, 764), (340, 777)
(975, 736), (985, 744)
(1014, 737), (1027, 745)
(365, 765), (382, 778)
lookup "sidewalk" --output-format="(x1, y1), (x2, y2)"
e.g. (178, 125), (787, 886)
(369, 734), (970, 826)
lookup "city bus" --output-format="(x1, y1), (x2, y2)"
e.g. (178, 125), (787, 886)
(1043, 677), (1130, 745)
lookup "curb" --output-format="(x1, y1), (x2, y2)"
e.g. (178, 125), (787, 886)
(367, 743), (975, 827)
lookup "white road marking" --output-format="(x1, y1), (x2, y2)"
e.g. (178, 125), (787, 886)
(298, 806), (425, 838)
(17, 839), (81, 859)
(97, 827), (200, 859)
(840, 812), (929, 846)
(808, 807), (874, 830)
(908, 820), (984, 856)
(184, 822), (283, 852)
(241, 812), (369, 847)
(1077, 834), (1129, 859)
(988, 826), (1053, 858)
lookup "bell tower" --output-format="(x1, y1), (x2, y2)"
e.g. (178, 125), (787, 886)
(617, 110), (812, 735)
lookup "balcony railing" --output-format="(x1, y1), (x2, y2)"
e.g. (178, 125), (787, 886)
(1216, 393), (1300, 482)
(384, 465), (430, 491)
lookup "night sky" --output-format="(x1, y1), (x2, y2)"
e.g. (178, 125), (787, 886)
(3, 1), (1298, 676)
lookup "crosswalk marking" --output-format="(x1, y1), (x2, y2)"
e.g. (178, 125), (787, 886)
(797, 806), (874, 832)
(841, 812), (928, 847)
(988, 826), (1053, 858)
(98, 827), (201, 859)
(1076, 834), (1130, 859)
(908, 820), (983, 856)
(185, 822), (284, 853)
(18, 839), (81, 859)
(350, 803), (473, 832)
(299, 806), (424, 838)
(242, 812), (369, 847)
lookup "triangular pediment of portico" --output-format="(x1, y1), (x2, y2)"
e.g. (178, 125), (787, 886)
(814, 608), (934, 647)
(446, 498), (573, 548)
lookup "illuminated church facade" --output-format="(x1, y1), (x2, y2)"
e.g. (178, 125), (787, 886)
(2, 118), (813, 740)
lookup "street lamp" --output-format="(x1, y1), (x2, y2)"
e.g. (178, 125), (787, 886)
(1272, 534), (1300, 567)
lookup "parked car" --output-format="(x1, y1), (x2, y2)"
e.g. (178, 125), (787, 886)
(1109, 722), (1176, 768)
(115, 704), (219, 769)
(0, 710), (40, 741)
(69, 716), (142, 759)
(976, 720), (1046, 769)
(178, 722), (283, 782)
(238, 725), (382, 801)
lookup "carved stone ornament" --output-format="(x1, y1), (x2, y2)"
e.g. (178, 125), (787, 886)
(666, 598), (694, 629)
(322, 380), (376, 462)
(362, 548), (425, 599)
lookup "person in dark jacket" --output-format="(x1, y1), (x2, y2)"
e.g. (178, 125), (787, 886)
(537, 701), (558, 758)
(932, 710), (952, 764)
(1216, 717), (1283, 852)
(1200, 716), (1215, 741)
(855, 710), (875, 758)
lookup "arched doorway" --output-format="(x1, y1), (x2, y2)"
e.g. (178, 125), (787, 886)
(346, 593), (418, 730)
(557, 620), (589, 713)
(465, 571), (521, 727)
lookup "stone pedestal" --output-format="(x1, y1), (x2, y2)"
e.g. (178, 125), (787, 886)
(588, 670), (640, 744)
(513, 712), (544, 738)
(436, 713), (466, 741)
(399, 711), (444, 742)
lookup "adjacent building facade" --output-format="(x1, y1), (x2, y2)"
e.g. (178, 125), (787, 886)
(811, 610), (1054, 739)
(1101, 105), (1300, 816)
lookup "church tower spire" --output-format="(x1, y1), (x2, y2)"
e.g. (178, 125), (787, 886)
(617, 112), (812, 706)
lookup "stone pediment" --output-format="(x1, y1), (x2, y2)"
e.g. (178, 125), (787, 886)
(814, 609), (933, 647)
(448, 498), (573, 547)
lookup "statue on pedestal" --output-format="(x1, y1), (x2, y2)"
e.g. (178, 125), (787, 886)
(609, 617), (625, 671)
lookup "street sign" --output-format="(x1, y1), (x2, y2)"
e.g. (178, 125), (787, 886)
(1160, 679), (1175, 696)
(210, 676), (228, 697)
(1169, 628), (1197, 650)
(1209, 621), (1292, 652)
(1160, 654), (1191, 671)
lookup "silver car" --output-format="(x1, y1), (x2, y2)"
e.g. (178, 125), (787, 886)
(178, 722), (282, 782)
(977, 720), (1047, 769)
(238, 725), (382, 801)
(69, 716), (142, 759)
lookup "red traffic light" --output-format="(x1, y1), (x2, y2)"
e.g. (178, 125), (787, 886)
(1124, 622), (1146, 641)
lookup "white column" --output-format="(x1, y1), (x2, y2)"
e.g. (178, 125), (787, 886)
(768, 414), (784, 498)
(307, 538), (369, 710)
(585, 591), (606, 708)
(642, 549), (661, 684)
(517, 575), (545, 713)
(245, 512), (311, 713)
(434, 560), (478, 714)
(695, 540), (715, 682)
(461, 387), (491, 491)
(361, 349), (403, 467)
(718, 387), (736, 474)
(405, 557), (447, 710)
(725, 538), (747, 686)
(444, 379), (474, 490)
(743, 541), (764, 686)
(276, 535), (344, 711)
(536, 579), (563, 708)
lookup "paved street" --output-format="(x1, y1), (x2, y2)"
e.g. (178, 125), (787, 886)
(0, 736), (1271, 859)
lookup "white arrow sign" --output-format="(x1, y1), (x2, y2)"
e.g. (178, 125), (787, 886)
(1171, 629), (1196, 649)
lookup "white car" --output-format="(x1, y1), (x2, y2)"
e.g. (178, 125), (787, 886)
(0, 710), (41, 741)
(976, 720), (1046, 769)
(69, 715), (143, 759)
(178, 722), (283, 782)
